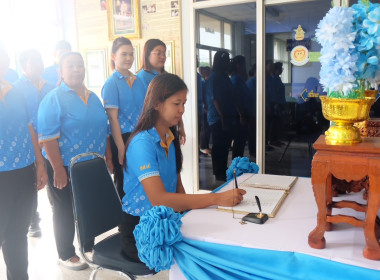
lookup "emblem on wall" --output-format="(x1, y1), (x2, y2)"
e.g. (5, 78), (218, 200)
(290, 25), (309, 66)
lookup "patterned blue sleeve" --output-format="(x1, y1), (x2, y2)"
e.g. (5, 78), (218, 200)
(101, 76), (119, 109)
(37, 91), (61, 142)
(127, 138), (160, 182)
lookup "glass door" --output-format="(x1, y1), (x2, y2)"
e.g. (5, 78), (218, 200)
(264, 0), (332, 177)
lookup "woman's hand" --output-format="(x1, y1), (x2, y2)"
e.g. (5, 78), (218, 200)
(179, 129), (186, 145)
(106, 155), (114, 174)
(215, 188), (246, 207)
(105, 138), (114, 173)
(178, 118), (186, 145)
(35, 161), (48, 190)
(53, 166), (68, 189)
(118, 145), (125, 165)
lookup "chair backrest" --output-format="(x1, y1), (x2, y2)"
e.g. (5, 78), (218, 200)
(69, 153), (123, 248)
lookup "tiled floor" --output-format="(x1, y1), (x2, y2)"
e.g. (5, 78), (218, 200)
(0, 188), (169, 280)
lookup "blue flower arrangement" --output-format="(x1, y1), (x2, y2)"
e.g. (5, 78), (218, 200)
(316, 0), (380, 98)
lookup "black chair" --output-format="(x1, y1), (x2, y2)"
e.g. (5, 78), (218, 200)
(69, 152), (153, 280)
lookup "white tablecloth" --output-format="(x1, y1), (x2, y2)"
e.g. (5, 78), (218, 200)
(170, 174), (380, 279)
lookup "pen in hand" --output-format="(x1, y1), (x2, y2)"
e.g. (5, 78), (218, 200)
(233, 169), (238, 189)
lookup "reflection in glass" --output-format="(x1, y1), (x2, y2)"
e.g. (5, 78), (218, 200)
(199, 14), (221, 48)
(224, 22), (232, 50)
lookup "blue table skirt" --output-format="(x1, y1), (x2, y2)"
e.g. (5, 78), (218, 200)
(174, 238), (380, 280)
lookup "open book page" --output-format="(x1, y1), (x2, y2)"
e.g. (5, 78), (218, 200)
(239, 174), (298, 191)
(217, 187), (287, 218)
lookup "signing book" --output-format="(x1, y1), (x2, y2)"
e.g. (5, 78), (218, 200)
(217, 173), (298, 217)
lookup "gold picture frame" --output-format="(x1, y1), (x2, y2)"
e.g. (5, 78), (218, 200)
(164, 41), (175, 74)
(107, 0), (141, 40)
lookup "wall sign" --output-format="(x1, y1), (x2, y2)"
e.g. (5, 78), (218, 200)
(290, 45), (309, 66)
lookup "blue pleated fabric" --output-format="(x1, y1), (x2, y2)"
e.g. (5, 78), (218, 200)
(225, 157), (259, 181)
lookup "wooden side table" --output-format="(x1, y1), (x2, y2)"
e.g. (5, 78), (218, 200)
(308, 135), (380, 260)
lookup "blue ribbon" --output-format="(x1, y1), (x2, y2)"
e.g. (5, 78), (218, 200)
(226, 156), (259, 181)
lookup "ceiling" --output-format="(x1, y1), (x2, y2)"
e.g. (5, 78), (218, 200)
(201, 0), (336, 35)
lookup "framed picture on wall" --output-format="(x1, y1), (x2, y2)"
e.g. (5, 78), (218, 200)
(165, 41), (175, 74)
(107, 0), (141, 40)
(85, 49), (107, 89)
(130, 45), (140, 74)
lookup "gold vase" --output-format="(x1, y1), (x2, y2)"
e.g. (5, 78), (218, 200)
(320, 95), (375, 145)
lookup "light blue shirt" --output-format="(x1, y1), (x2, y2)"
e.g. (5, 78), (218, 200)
(102, 70), (147, 133)
(122, 127), (177, 216)
(136, 69), (159, 89)
(42, 64), (59, 86)
(38, 82), (108, 166)
(4, 69), (19, 84)
(14, 76), (54, 132)
(0, 82), (35, 171)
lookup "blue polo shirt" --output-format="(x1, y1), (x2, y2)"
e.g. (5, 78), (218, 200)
(122, 127), (177, 216)
(38, 82), (108, 166)
(102, 70), (147, 133)
(14, 76), (54, 132)
(42, 64), (59, 86)
(0, 81), (35, 171)
(206, 71), (236, 126)
(4, 69), (19, 84)
(247, 77), (257, 118)
(136, 69), (159, 89)
(231, 74), (253, 117)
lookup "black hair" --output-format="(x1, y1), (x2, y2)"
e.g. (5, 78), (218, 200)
(126, 73), (187, 173)
(19, 49), (42, 70)
(211, 50), (230, 73)
(55, 40), (71, 52)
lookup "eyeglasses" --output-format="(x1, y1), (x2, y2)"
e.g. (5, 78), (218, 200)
(151, 51), (166, 57)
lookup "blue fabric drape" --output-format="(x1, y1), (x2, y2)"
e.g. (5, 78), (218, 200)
(134, 206), (379, 280)
(174, 238), (379, 280)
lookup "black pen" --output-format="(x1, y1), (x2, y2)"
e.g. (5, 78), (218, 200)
(233, 169), (238, 189)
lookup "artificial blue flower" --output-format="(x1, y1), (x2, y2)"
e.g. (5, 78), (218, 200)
(316, 6), (359, 95)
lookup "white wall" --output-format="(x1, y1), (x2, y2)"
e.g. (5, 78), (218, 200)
(180, 0), (198, 194)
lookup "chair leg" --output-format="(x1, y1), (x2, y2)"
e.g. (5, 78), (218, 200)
(89, 267), (103, 280)
(278, 137), (292, 162)
(118, 271), (135, 279)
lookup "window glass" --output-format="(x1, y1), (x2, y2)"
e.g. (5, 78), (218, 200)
(264, 0), (332, 177)
(224, 22), (232, 50)
(199, 14), (222, 48)
(199, 49), (211, 67)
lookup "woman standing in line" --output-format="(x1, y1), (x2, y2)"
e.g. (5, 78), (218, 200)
(0, 46), (47, 280)
(230, 55), (251, 159)
(38, 52), (110, 270)
(207, 51), (237, 182)
(14, 49), (55, 238)
(137, 39), (186, 144)
(120, 73), (246, 263)
(102, 37), (147, 198)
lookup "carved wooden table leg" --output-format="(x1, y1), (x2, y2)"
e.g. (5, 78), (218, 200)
(308, 159), (330, 249)
(326, 176), (333, 232)
(363, 168), (380, 260)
